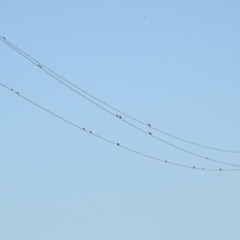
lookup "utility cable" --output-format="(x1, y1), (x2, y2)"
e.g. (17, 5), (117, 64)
(1, 36), (239, 154)
(1, 81), (239, 172)
(0, 36), (240, 167)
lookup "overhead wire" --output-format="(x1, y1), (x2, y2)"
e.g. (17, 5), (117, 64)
(0, 36), (239, 168)
(0, 36), (240, 167)
(1, 81), (239, 172)
(1, 36), (239, 154)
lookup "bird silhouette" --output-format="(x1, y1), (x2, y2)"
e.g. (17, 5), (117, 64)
(3, 37), (6, 40)
(83, 128), (85, 130)
(37, 64), (42, 68)
(16, 92), (19, 94)
(148, 132), (152, 135)
(117, 143), (120, 146)
(89, 131), (92, 134)
(148, 124), (151, 127)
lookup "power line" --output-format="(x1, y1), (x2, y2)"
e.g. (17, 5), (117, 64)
(1, 37), (240, 168)
(1, 36), (239, 154)
(1, 81), (239, 172)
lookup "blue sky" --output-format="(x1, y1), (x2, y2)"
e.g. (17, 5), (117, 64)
(1, 1), (240, 239)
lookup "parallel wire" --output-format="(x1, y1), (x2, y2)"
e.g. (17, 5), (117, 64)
(1, 36), (239, 154)
(0, 36), (239, 168)
(1, 81), (239, 172)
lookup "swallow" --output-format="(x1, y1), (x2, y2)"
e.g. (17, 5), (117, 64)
(89, 131), (92, 134)
(83, 128), (85, 131)
(117, 143), (120, 146)
(148, 132), (152, 135)
(148, 124), (151, 127)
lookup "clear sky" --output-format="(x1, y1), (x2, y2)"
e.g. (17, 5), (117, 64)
(1, 1), (240, 239)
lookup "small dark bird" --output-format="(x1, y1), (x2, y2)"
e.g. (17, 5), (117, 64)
(116, 114), (119, 117)
(165, 160), (167, 163)
(117, 143), (120, 146)
(148, 132), (152, 135)
(119, 115), (122, 119)
(16, 92), (19, 94)
(219, 168), (222, 171)
(11, 88), (13, 91)
(193, 166), (195, 169)
(37, 64), (42, 68)
(3, 37), (6, 40)
(148, 124), (151, 127)
(83, 128), (85, 131)
(89, 131), (92, 134)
